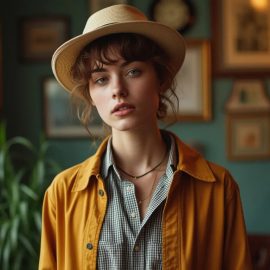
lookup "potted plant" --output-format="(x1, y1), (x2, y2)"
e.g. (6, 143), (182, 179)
(0, 123), (60, 270)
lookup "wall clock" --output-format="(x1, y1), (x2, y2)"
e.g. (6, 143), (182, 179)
(149, 0), (196, 34)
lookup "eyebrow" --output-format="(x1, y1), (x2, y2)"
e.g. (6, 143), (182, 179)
(90, 67), (106, 74)
(90, 60), (135, 74)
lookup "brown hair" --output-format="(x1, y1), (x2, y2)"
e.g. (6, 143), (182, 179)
(70, 33), (178, 135)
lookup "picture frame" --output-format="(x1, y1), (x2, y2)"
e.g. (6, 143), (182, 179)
(226, 113), (270, 160)
(212, 0), (270, 75)
(167, 39), (211, 122)
(89, 0), (127, 13)
(42, 77), (103, 138)
(226, 79), (270, 112)
(19, 16), (70, 62)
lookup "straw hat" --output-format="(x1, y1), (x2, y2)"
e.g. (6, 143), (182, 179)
(52, 4), (186, 92)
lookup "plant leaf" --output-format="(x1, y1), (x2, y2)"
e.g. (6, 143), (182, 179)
(10, 217), (20, 250)
(19, 235), (37, 257)
(0, 221), (10, 249)
(2, 237), (11, 270)
(19, 201), (29, 229)
(21, 184), (38, 200)
(6, 137), (36, 154)
(33, 211), (42, 232)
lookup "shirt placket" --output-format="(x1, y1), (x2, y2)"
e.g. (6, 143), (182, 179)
(122, 180), (145, 269)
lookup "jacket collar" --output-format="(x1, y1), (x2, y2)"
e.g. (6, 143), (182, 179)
(72, 132), (216, 192)
(71, 137), (109, 192)
(171, 132), (216, 182)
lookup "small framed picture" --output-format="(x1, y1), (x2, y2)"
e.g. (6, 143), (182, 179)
(226, 79), (270, 112)
(226, 113), (270, 160)
(42, 77), (103, 138)
(212, 0), (270, 75)
(18, 16), (70, 62)
(167, 39), (211, 121)
(89, 0), (127, 13)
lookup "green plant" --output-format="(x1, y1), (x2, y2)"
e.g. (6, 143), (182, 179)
(0, 124), (61, 270)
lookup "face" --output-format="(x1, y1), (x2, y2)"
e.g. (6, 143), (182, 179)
(88, 51), (161, 133)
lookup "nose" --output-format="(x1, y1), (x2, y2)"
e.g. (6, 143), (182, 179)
(111, 77), (128, 99)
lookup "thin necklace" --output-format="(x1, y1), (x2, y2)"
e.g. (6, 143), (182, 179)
(137, 170), (160, 205)
(116, 149), (167, 180)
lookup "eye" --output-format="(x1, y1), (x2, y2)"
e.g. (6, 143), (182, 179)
(127, 68), (141, 77)
(94, 76), (108, 85)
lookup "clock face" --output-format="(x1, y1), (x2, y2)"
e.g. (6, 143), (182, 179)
(150, 0), (195, 33)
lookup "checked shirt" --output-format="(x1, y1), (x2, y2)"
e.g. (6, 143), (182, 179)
(97, 134), (177, 270)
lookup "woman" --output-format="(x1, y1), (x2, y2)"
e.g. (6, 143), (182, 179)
(39, 4), (252, 270)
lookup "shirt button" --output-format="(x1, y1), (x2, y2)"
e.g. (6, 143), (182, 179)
(126, 186), (132, 192)
(98, 189), (104, 196)
(134, 245), (140, 251)
(86, 243), (93, 250)
(131, 212), (136, 218)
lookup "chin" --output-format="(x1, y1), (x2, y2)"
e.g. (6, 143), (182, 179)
(110, 120), (141, 132)
(113, 125), (135, 132)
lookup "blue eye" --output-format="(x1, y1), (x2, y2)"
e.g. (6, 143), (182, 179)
(127, 69), (141, 77)
(95, 77), (107, 85)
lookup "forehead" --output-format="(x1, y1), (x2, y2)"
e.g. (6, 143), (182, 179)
(89, 44), (123, 68)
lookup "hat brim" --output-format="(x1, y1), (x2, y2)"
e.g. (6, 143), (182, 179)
(52, 21), (186, 92)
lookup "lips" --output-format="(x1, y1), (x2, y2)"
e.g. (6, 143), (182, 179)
(112, 102), (135, 115)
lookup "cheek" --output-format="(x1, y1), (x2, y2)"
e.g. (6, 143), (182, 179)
(89, 91), (96, 106)
(91, 100), (108, 123)
(89, 90), (109, 118)
(88, 85), (94, 104)
(88, 87), (101, 107)
(90, 95), (102, 110)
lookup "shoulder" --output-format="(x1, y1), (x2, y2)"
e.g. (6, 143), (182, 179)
(207, 160), (240, 200)
(45, 154), (99, 199)
(171, 131), (239, 199)
(207, 160), (235, 183)
(46, 137), (110, 196)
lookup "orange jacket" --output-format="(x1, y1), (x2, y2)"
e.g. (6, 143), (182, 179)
(39, 134), (252, 270)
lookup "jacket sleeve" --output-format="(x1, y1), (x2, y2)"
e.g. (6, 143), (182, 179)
(39, 187), (57, 270)
(223, 175), (253, 270)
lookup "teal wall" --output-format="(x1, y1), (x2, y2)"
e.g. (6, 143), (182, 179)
(2, 0), (270, 233)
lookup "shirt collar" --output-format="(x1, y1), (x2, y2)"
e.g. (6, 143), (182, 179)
(101, 136), (114, 179)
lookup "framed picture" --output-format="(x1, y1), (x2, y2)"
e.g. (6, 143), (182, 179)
(42, 77), (103, 138)
(167, 39), (211, 121)
(89, 0), (127, 13)
(226, 79), (270, 112)
(212, 0), (270, 75)
(19, 16), (70, 62)
(226, 113), (270, 160)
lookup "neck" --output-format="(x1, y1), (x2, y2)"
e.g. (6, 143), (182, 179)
(111, 128), (167, 177)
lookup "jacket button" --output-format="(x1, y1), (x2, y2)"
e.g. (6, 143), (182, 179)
(98, 189), (104, 196)
(86, 243), (93, 250)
